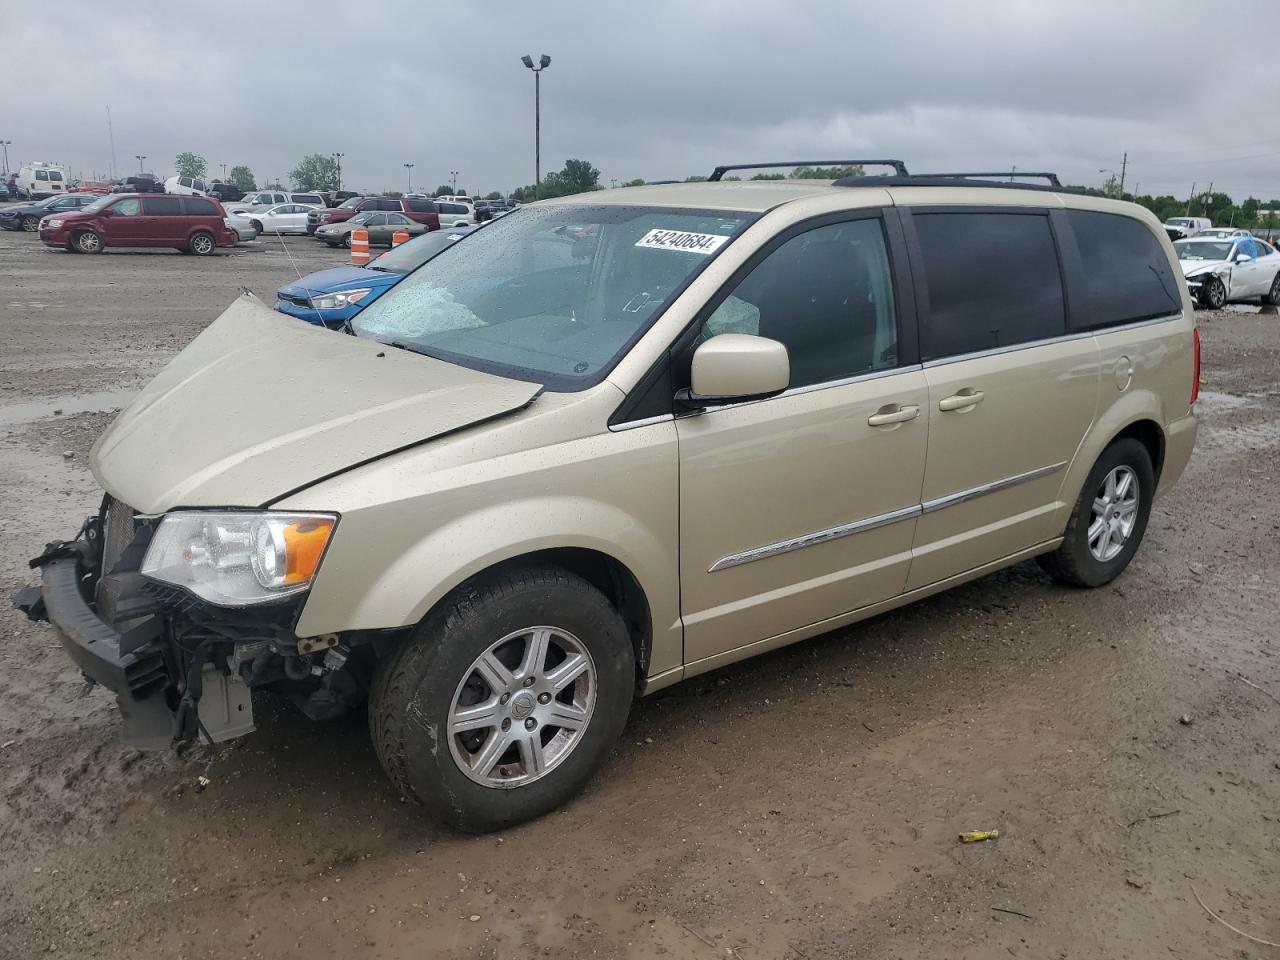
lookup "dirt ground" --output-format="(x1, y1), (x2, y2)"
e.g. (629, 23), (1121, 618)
(1, 223), (1278, 960)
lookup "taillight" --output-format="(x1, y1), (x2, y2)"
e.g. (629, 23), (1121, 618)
(1190, 327), (1201, 407)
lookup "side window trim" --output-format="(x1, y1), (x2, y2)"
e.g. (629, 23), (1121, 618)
(608, 207), (919, 429)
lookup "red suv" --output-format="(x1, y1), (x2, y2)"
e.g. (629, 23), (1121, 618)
(40, 194), (238, 255)
(307, 196), (441, 235)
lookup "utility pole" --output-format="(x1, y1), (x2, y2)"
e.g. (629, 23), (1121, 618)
(1119, 152), (1127, 196)
(1185, 182), (1196, 216)
(106, 104), (117, 179)
(0, 141), (10, 176)
(404, 162), (414, 192)
(1009, 164), (1016, 182)
(333, 152), (344, 191)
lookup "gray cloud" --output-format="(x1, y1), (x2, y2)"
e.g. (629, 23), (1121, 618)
(6, 0), (1280, 199)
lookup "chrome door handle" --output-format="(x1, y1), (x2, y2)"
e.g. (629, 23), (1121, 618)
(938, 390), (985, 412)
(867, 404), (920, 427)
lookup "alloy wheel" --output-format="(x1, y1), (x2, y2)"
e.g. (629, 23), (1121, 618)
(1205, 278), (1226, 309)
(447, 626), (596, 789)
(21, 216), (38, 232)
(1088, 465), (1139, 562)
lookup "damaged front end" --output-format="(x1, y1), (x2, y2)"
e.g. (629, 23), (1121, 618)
(14, 496), (381, 751)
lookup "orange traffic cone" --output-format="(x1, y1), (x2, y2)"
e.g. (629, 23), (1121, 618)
(391, 230), (410, 247)
(350, 228), (370, 265)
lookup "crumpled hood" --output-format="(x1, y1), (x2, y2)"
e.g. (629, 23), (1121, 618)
(1180, 259), (1228, 278)
(278, 266), (401, 300)
(91, 294), (539, 513)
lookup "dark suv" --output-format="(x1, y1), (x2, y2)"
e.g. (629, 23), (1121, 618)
(40, 194), (237, 254)
(307, 196), (440, 234)
(207, 182), (245, 202)
(113, 176), (164, 194)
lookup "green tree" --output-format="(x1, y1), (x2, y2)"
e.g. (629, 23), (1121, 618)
(484, 191), (503, 200)
(432, 184), (453, 197)
(227, 165), (256, 192)
(383, 190), (404, 199)
(621, 178), (646, 187)
(788, 164), (864, 179)
(174, 151), (208, 179)
(683, 175), (709, 182)
(750, 173), (786, 180)
(289, 154), (340, 191)
(262, 180), (286, 191)
(1101, 174), (1123, 200)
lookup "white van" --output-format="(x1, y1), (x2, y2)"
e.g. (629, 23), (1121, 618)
(1163, 217), (1210, 241)
(18, 161), (68, 199)
(164, 175), (210, 197)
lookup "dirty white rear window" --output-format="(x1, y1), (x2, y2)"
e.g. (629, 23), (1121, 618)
(352, 205), (755, 388)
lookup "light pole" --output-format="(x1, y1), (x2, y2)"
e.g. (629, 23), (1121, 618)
(520, 54), (551, 192)
(404, 162), (414, 193)
(135, 154), (146, 174)
(450, 170), (458, 192)
(333, 152), (344, 191)
(220, 162), (227, 180)
(0, 141), (10, 176)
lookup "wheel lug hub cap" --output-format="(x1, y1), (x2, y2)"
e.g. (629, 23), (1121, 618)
(509, 691), (536, 720)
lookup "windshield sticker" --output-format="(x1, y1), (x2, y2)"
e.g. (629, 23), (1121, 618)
(635, 229), (730, 255)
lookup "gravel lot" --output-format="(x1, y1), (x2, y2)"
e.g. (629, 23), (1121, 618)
(1, 222), (1278, 959)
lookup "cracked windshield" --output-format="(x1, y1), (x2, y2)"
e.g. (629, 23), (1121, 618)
(351, 205), (754, 384)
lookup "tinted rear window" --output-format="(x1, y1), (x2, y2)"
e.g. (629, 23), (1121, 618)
(439, 202), (467, 214)
(913, 212), (1066, 360)
(143, 196), (185, 215)
(376, 199), (402, 211)
(1066, 210), (1180, 329)
(181, 197), (218, 215)
(406, 199), (437, 213)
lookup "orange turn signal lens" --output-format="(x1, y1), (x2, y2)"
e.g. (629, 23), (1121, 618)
(282, 517), (335, 584)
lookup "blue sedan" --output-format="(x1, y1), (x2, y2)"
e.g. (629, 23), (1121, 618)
(275, 226), (476, 327)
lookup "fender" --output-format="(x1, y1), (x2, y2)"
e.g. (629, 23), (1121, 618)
(293, 495), (682, 676)
(1050, 387), (1170, 532)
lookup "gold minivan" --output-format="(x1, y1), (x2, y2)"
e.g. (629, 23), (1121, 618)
(19, 168), (1199, 830)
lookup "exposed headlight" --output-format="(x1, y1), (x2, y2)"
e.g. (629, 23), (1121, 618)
(309, 287), (372, 310)
(141, 511), (337, 606)
(45, 218), (63, 228)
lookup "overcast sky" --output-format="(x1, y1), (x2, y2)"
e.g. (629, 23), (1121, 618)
(7, 0), (1280, 199)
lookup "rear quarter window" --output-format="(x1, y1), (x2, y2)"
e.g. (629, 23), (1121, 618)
(142, 196), (185, 215)
(181, 197), (218, 215)
(1064, 210), (1181, 330)
(407, 200), (437, 213)
(911, 211), (1066, 360)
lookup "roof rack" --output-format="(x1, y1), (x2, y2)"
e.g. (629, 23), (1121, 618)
(708, 159), (909, 181)
(831, 174), (1079, 194)
(923, 171), (1062, 187)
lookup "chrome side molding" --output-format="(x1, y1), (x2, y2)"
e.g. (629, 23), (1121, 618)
(709, 460), (1068, 572)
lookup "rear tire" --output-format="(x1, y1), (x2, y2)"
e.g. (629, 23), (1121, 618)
(1264, 272), (1280, 307)
(1037, 438), (1155, 588)
(74, 230), (103, 254)
(188, 231), (216, 256)
(370, 565), (635, 832)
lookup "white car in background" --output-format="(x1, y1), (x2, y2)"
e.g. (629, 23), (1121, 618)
(1195, 227), (1250, 240)
(225, 191), (327, 215)
(1175, 235), (1280, 308)
(237, 203), (322, 235)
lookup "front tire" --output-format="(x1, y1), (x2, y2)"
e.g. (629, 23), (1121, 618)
(370, 565), (635, 832)
(1200, 276), (1227, 309)
(1037, 438), (1155, 588)
(20, 215), (39, 232)
(74, 230), (103, 254)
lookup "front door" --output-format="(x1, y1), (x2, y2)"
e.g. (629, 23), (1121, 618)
(677, 213), (928, 664)
(901, 209), (1101, 590)
(104, 197), (149, 245)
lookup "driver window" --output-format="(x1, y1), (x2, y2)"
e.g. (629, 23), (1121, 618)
(113, 198), (142, 216)
(701, 218), (899, 388)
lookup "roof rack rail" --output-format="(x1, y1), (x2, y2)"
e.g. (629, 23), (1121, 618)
(922, 171), (1062, 187)
(831, 174), (1080, 194)
(708, 159), (909, 181)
